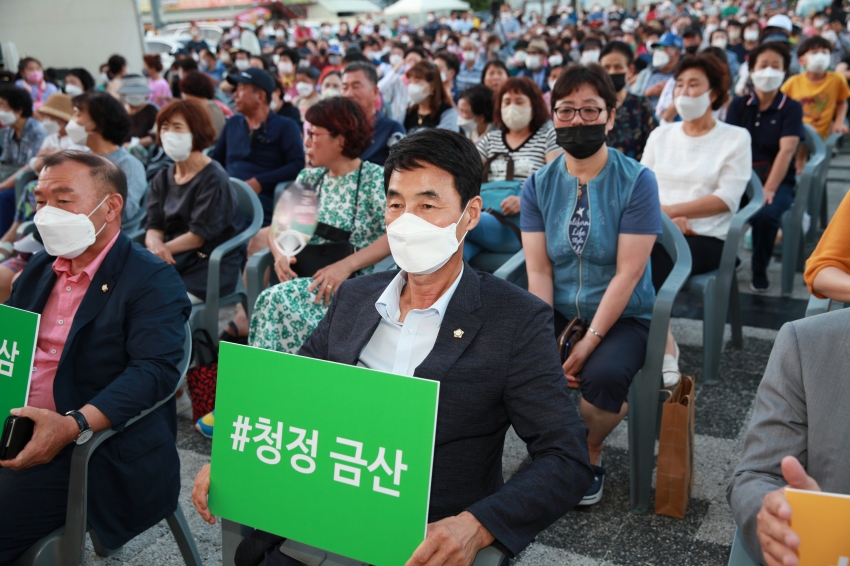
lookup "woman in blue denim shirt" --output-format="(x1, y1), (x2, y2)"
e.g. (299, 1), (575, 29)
(521, 64), (662, 506)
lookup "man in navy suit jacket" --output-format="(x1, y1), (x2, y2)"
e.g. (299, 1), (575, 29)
(193, 130), (592, 566)
(0, 151), (191, 565)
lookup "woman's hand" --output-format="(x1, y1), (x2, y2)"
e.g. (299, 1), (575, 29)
(308, 260), (354, 306)
(274, 254), (298, 282)
(562, 334), (600, 388)
(500, 195), (521, 216)
(147, 238), (175, 265)
(671, 216), (694, 236)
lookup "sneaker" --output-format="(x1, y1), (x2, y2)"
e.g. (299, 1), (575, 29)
(579, 460), (605, 506)
(662, 342), (681, 388)
(175, 386), (192, 417)
(195, 411), (214, 438)
(750, 273), (770, 293)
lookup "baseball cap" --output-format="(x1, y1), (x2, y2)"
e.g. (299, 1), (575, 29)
(652, 32), (684, 50)
(766, 14), (793, 32)
(117, 74), (152, 95)
(328, 45), (342, 55)
(226, 67), (275, 96)
(527, 38), (549, 53)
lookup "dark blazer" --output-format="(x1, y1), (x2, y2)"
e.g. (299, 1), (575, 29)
(299, 265), (593, 556)
(7, 232), (191, 549)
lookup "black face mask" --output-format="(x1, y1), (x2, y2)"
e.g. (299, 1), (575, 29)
(319, 47), (327, 56)
(685, 45), (699, 54)
(555, 124), (608, 160)
(609, 72), (626, 92)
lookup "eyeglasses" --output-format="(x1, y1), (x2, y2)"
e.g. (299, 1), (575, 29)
(305, 129), (335, 141)
(553, 106), (607, 122)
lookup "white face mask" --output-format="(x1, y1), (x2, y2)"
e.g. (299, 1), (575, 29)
(805, 52), (831, 73)
(751, 67), (785, 93)
(125, 94), (148, 107)
(440, 71), (448, 82)
(548, 79), (557, 91)
(65, 119), (90, 145)
(64, 84), (84, 97)
(41, 118), (61, 136)
(407, 83), (430, 105)
(501, 104), (533, 131)
(161, 131), (193, 162)
(652, 49), (671, 68)
(296, 82), (314, 97)
(674, 90), (712, 121)
(270, 99), (280, 111)
(457, 115), (477, 133)
(463, 50), (476, 62)
(525, 55), (543, 70)
(580, 49), (601, 64)
(744, 28), (760, 41)
(0, 111), (16, 127)
(387, 202), (469, 275)
(548, 54), (564, 66)
(711, 38), (728, 49)
(235, 59), (250, 71)
(514, 51), (528, 64)
(34, 196), (109, 259)
(278, 61), (294, 75)
(822, 30), (838, 45)
(321, 87), (341, 99)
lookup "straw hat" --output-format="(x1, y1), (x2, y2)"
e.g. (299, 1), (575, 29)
(39, 93), (73, 122)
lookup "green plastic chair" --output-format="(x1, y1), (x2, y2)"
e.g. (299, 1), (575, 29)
(682, 172), (763, 385)
(12, 322), (203, 566)
(780, 125), (825, 296)
(492, 213), (693, 513)
(809, 131), (844, 239)
(727, 527), (761, 566)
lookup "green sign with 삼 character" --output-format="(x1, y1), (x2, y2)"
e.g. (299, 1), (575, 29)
(0, 305), (40, 420)
(209, 343), (440, 566)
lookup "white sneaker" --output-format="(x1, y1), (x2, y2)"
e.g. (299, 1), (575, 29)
(662, 343), (681, 388)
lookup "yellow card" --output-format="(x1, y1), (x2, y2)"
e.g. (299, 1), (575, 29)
(786, 488), (850, 566)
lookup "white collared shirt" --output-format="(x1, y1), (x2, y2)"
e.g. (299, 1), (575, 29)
(357, 268), (463, 376)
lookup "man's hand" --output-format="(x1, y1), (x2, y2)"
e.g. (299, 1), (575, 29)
(756, 456), (821, 566)
(192, 463), (216, 525)
(0, 407), (78, 470)
(405, 512), (494, 566)
(832, 121), (849, 135)
(246, 178), (263, 194)
(500, 195), (521, 216)
(644, 82), (665, 97)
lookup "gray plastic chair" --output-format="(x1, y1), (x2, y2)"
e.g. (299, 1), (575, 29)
(683, 172), (763, 385)
(493, 214), (693, 513)
(727, 527), (761, 566)
(805, 294), (843, 317)
(810, 131), (844, 237)
(193, 178), (262, 340)
(780, 125), (825, 296)
(13, 322), (203, 566)
(221, 519), (506, 566)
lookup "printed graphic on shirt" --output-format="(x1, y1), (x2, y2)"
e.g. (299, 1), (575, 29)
(569, 184), (590, 255)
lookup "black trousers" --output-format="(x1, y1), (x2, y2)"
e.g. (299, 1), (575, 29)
(0, 446), (73, 565)
(650, 235), (726, 293)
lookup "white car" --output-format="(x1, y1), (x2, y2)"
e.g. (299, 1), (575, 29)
(144, 36), (184, 70)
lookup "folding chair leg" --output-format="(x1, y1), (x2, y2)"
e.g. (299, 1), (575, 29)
(820, 181), (829, 230)
(729, 277), (743, 349)
(90, 529), (122, 557)
(222, 518), (254, 566)
(627, 369), (658, 514)
(166, 505), (204, 566)
(702, 278), (723, 385)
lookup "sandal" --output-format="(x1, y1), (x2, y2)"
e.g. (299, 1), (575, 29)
(219, 321), (248, 345)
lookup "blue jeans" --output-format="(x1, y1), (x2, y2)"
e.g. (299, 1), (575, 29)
(0, 188), (16, 237)
(750, 181), (795, 277)
(463, 212), (521, 261)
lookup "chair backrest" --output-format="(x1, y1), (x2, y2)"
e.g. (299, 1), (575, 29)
(802, 123), (829, 189)
(229, 178), (264, 231)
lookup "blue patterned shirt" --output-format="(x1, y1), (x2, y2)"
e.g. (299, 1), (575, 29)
(1, 118), (46, 165)
(103, 148), (147, 222)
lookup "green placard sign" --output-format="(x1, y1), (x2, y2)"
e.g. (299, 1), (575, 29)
(0, 305), (40, 419)
(209, 343), (440, 566)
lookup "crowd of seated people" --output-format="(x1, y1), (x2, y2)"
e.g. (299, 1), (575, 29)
(3, 2), (850, 564)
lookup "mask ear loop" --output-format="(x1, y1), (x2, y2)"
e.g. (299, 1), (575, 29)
(88, 195), (111, 237)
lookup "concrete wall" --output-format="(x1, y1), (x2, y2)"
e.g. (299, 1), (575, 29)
(0, 0), (146, 77)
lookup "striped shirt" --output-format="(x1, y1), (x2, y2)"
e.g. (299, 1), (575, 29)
(476, 122), (559, 183)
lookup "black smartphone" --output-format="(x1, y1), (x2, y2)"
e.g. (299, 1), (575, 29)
(0, 415), (34, 461)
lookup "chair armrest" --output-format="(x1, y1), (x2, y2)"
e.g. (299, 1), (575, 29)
(246, 247), (275, 319)
(805, 294), (835, 317)
(15, 221), (34, 239)
(492, 249), (526, 283)
(204, 204), (263, 316)
(718, 172), (764, 278)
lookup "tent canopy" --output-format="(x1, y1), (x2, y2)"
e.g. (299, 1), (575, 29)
(317, 0), (382, 15)
(383, 0), (470, 16)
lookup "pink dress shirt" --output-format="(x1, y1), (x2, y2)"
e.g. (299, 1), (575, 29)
(27, 231), (121, 412)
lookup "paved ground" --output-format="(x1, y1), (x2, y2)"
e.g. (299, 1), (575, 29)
(82, 150), (850, 565)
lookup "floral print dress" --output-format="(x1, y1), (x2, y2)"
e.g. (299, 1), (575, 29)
(249, 161), (386, 353)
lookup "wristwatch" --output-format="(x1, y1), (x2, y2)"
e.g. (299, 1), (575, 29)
(65, 410), (93, 445)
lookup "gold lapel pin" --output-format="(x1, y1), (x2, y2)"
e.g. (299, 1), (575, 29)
(102, 284), (109, 292)
(453, 328), (464, 339)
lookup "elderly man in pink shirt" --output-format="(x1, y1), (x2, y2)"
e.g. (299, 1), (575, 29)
(0, 150), (191, 564)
